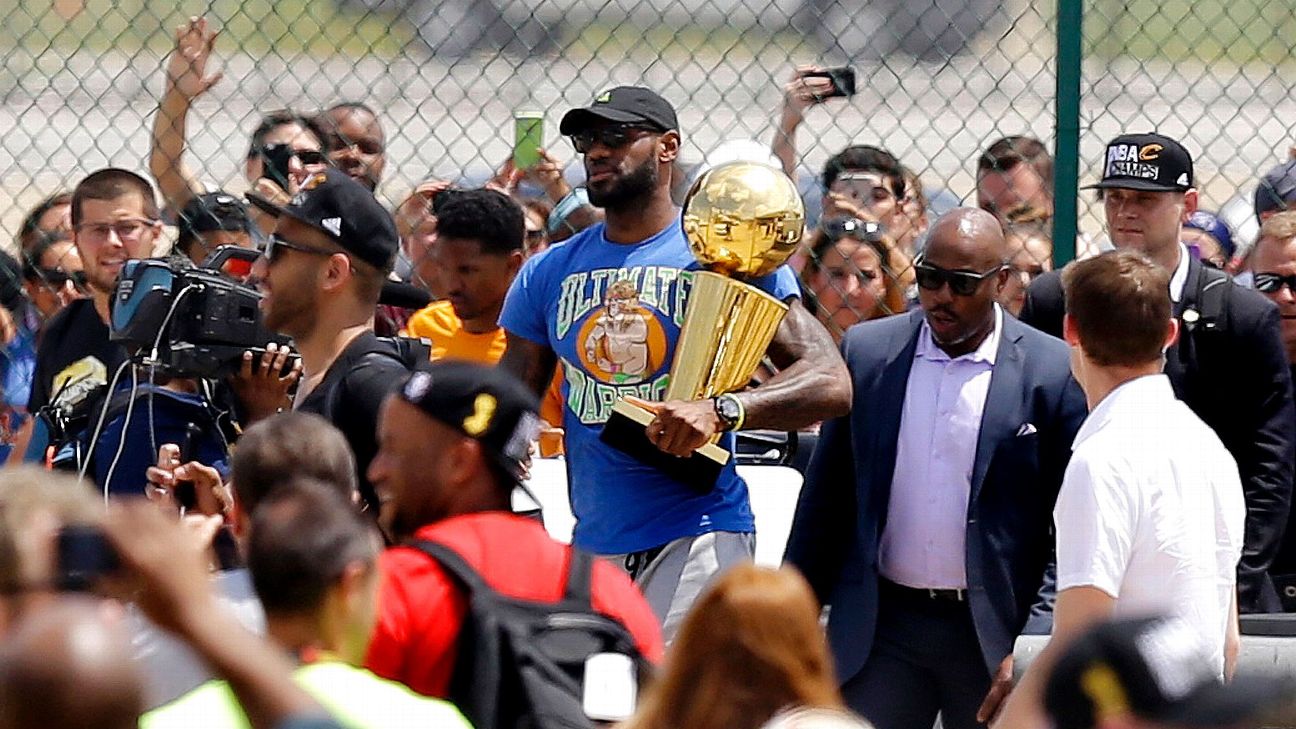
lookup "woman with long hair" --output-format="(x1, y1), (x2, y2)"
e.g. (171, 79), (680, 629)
(802, 218), (908, 341)
(624, 564), (846, 729)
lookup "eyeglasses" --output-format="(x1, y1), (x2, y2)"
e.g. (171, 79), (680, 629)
(913, 255), (1004, 296)
(1253, 272), (1296, 294)
(569, 125), (657, 154)
(264, 234), (340, 263)
(75, 218), (155, 242)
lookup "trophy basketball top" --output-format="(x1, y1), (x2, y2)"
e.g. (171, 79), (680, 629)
(680, 161), (805, 279)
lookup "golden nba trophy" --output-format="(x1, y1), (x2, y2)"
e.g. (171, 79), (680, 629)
(600, 161), (805, 488)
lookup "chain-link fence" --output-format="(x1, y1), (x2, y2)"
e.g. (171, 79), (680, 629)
(2, 0), (1294, 329)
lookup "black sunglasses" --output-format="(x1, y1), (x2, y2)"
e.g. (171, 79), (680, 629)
(35, 267), (86, 289)
(1254, 272), (1296, 294)
(913, 255), (1004, 296)
(264, 234), (338, 263)
(569, 125), (658, 154)
(295, 149), (329, 166)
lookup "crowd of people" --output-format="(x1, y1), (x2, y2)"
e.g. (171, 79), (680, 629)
(5, 13), (1296, 729)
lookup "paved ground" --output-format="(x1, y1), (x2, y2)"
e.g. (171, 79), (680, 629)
(3, 3), (1295, 251)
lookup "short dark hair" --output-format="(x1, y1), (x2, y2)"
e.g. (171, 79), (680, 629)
(230, 412), (357, 515)
(821, 145), (906, 197)
(17, 192), (72, 253)
(435, 188), (525, 256)
(977, 136), (1054, 189)
(71, 169), (159, 227)
(1062, 250), (1170, 367)
(247, 478), (378, 616)
(245, 110), (328, 161)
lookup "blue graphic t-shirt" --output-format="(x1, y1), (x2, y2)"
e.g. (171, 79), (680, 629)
(500, 220), (801, 554)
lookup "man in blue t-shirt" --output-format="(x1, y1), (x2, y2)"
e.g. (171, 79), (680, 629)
(500, 86), (850, 639)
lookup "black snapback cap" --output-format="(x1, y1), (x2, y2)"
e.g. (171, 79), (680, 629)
(258, 167), (399, 272)
(1084, 133), (1194, 193)
(559, 86), (679, 135)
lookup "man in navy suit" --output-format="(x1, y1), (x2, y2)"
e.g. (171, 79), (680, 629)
(785, 208), (1086, 729)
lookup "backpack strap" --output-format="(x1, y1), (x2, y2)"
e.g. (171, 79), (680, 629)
(1195, 266), (1231, 333)
(408, 540), (495, 597)
(563, 548), (595, 606)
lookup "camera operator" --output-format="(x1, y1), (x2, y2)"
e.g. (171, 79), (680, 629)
(252, 168), (424, 515)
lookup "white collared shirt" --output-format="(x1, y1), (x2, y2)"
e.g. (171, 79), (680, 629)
(1054, 374), (1244, 676)
(1169, 243), (1190, 303)
(879, 305), (1004, 590)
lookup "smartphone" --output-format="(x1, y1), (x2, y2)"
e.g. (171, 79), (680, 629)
(260, 143), (295, 191)
(514, 111), (544, 171)
(56, 525), (120, 591)
(803, 66), (857, 98)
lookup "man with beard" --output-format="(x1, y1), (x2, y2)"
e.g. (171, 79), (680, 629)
(785, 208), (1086, 729)
(253, 167), (422, 514)
(500, 86), (851, 640)
(23, 169), (161, 462)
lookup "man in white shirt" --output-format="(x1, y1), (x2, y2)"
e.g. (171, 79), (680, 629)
(996, 250), (1245, 729)
(1020, 133), (1294, 616)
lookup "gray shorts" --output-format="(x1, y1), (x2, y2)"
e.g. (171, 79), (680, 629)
(605, 531), (755, 643)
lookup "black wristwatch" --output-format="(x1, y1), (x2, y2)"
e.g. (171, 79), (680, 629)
(713, 393), (746, 432)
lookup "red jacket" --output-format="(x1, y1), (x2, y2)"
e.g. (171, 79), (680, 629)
(364, 512), (664, 697)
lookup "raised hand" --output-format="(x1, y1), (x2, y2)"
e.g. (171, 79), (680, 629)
(166, 16), (222, 100)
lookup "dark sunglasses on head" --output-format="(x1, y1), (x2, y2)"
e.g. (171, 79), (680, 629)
(569, 125), (657, 154)
(822, 216), (884, 243)
(1253, 272), (1296, 294)
(913, 255), (1003, 296)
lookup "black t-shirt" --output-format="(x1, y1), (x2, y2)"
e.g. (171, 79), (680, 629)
(297, 331), (416, 513)
(28, 298), (129, 417)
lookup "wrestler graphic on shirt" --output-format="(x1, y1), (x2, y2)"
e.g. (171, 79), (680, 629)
(584, 280), (650, 383)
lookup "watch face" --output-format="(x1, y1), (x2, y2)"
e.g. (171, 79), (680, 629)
(717, 396), (741, 423)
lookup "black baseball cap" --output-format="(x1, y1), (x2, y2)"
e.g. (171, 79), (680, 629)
(1045, 616), (1295, 729)
(559, 86), (679, 135)
(1255, 159), (1296, 220)
(255, 167), (399, 272)
(397, 361), (541, 482)
(178, 192), (251, 239)
(1084, 133), (1194, 192)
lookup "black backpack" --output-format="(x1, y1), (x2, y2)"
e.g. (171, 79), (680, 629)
(409, 540), (651, 729)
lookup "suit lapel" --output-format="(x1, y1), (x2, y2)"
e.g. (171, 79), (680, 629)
(871, 311), (924, 502)
(970, 317), (1025, 504)
(1165, 255), (1201, 384)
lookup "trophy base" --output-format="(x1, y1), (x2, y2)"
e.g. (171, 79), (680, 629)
(600, 399), (730, 493)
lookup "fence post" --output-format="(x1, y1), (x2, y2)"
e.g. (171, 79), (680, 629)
(1052, 0), (1083, 266)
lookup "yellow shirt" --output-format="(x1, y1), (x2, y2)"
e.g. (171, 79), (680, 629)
(403, 300), (507, 365)
(403, 300), (566, 448)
